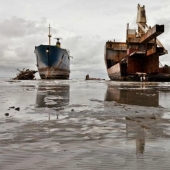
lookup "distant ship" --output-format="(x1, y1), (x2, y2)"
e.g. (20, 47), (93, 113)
(35, 24), (70, 79)
(104, 4), (170, 81)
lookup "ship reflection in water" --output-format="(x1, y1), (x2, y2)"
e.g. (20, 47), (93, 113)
(135, 128), (145, 155)
(126, 116), (145, 155)
(105, 83), (170, 108)
(105, 84), (170, 155)
(105, 85), (159, 107)
(36, 84), (69, 110)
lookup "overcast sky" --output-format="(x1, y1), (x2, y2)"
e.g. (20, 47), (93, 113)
(0, 0), (170, 79)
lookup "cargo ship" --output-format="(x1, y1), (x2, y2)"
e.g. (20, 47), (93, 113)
(35, 24), (70, 79)
(104, 4), (170, 81)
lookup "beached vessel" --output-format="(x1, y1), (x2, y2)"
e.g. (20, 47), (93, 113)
(104, 4), (170, 81)
(35, 24), (70, 79)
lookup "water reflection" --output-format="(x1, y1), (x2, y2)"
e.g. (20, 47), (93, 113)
(36, 84), (70, 110)
(105, 85), (158, 107)
(126, 116), (145, 155)
(104, 84), (170, 155)
(136, 135), (145, 155)
(105, 84), (170, 109)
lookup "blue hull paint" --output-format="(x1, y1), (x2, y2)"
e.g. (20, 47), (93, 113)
(35, 45), (70, 79)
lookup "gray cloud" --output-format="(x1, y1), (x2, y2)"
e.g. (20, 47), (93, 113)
(0, 17), (50, 38)
(61, 35), (108, 79)
(0, 0), (170, 79)
(0, 17), (49, 78)
(0, 16), (108, 79)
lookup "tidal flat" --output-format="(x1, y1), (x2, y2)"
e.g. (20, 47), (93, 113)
(0, 79), (170, 170)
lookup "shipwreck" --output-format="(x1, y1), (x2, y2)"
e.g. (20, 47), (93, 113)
(104, 4), (170, 81)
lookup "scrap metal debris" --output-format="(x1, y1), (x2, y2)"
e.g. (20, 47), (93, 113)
(13, 69), (37, 80)
(85, 74), (105, 80)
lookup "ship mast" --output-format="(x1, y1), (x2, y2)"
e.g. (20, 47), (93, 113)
(136, 4), (147, 36)
(48, 24), (52, 45)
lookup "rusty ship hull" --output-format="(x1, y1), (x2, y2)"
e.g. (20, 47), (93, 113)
(35, 45), (70, 79)
(105, 4), (170, 81)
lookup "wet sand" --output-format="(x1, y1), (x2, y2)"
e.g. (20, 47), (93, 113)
(0, 79), (170, 170)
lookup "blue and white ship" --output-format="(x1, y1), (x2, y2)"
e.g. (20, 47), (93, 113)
(35, 24), (70, 79)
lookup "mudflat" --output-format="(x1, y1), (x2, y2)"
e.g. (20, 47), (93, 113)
(0, 79), (170, 170)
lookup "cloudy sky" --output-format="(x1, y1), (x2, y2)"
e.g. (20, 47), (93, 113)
(0, 0), (170, 79)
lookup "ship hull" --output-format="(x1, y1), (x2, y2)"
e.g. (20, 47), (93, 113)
(106, 61), (170, 82)
(107, 63), (122, 80)
(104, 41), (170, 82)
(35, 45), (70, 79)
